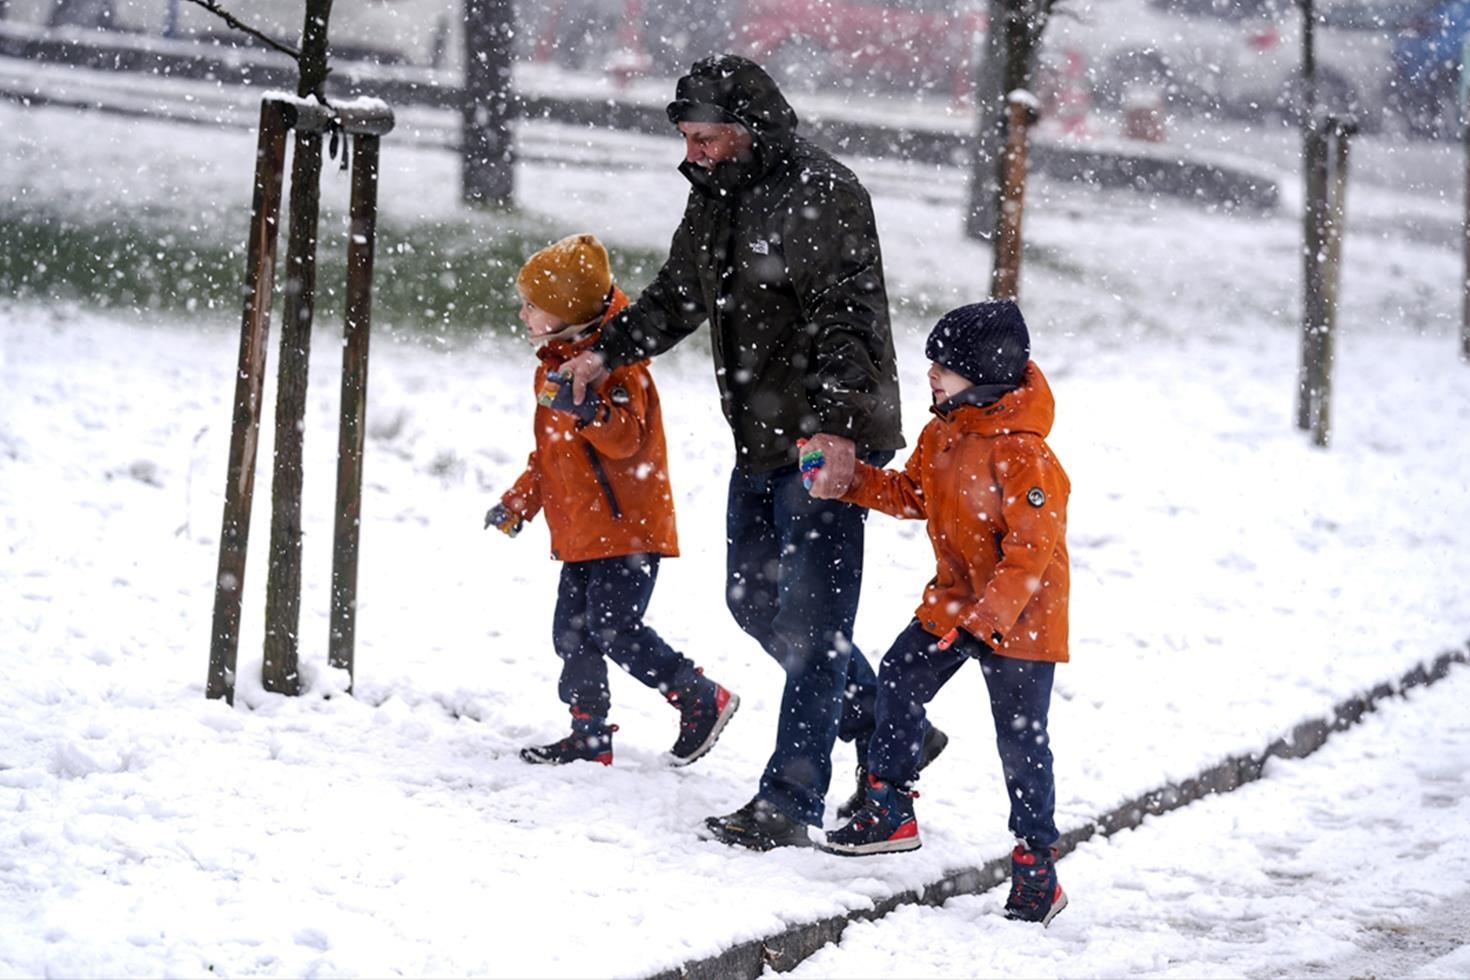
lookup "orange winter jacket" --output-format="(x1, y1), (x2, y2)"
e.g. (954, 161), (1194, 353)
(501, 288), (679, 563)
(842, 362), (1070, 663)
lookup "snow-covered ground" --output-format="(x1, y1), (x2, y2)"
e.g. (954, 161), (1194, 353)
(784, 665), (1470, 979)
(2, 98), (1468, 977)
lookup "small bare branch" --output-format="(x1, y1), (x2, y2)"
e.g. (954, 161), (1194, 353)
(181, 0), (301, 62)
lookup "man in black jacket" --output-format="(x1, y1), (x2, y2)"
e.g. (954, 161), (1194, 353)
(562, 55), (942, 849)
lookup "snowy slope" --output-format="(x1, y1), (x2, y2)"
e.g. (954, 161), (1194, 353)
(2, 99), (1468, 977)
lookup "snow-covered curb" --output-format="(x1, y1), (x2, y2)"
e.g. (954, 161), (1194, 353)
(653, 645), (1470, 980)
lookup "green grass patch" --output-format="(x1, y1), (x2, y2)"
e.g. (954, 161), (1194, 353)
(0, 205), (666, 336)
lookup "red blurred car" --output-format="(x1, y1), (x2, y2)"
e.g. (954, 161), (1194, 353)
(734, 0), (989, 98)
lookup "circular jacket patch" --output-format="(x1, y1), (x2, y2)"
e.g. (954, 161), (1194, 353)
(610, 386), (631, 406)
(1026, 487), (1046, 507)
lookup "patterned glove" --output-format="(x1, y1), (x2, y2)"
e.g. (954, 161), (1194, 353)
(797, 438), (826, 490)
(539, 371), (600, 424)
(484, 503), (523, 538)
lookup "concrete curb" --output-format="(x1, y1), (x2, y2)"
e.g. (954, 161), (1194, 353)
(648, 642), (1470, 980)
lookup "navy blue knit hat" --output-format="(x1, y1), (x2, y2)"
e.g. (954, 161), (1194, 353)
(924, 300), (1031, 388)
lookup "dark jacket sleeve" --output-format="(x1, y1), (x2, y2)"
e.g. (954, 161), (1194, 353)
(782, 177), (890, 438)
(593, 199), (708, 370)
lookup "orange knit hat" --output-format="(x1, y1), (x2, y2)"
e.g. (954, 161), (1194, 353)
(516, 233), (613, 326)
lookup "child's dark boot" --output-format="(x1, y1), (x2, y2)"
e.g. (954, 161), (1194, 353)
(520, 707), (616, 766)
(836, 724), (949, 822)
(665, 668), (740, 766)
(821, 774), (921, 855)
(1005, 844), (1068, 925)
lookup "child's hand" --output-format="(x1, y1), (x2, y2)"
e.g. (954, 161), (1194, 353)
(540, 371), (600, 424)
(484, 503), (524, 538)
(938, 626), (996, 657)
(797, 438), (826, 491)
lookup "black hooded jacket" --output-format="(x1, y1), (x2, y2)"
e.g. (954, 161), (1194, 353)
(592, 55), (905, 472)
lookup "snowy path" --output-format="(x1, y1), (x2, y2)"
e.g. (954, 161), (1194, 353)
(783, 665), (1470, 979)
(3, 97), (1469, 977)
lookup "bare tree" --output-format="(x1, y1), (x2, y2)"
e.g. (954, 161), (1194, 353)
(965, 0), (1057, 242)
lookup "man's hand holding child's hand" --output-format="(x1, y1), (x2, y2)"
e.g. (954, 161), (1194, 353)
(801, 434), (857, 498)
(560, 350), (610, 406)
(540, 371), (599, 424)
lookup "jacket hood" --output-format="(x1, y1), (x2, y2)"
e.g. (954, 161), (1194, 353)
(667, 54), (799, 140)
(669, 55), (799, 193)
(934, 361), (1054, 438)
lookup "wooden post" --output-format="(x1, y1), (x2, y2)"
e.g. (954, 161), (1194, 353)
(1297, 122), (1329, 431)
(991, 92), (1038, 301)
(328, 133), (382, 689)
(1311, 117), (1356, 448)
(261, 0), (334, 696)
(1295, 0), (1321, 430)
(260, 128), (322, 696)
(207, 101), (290, 704)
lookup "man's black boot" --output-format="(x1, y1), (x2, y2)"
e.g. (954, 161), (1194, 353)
(704, 797), (811, 851)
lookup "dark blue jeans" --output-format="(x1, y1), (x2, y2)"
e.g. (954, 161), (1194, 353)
(553, 554), (697, 722)
(869, 620), (1059, 851)
(725, 454), (889, 826)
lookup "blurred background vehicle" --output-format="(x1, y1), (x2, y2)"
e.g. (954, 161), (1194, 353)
(1039, 0), (1235, 118)
(1211, 0), (1424, 133)
(1389, 0), (1470, 136)
(734, 0), (986, 98)
(1042, 0), (1418, 132)
(4, 0), (1463, 135)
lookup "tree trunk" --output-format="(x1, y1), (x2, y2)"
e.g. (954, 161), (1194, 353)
(991, 95), (1038, 301)
(965, 0), (1010, 240)
(463, 0), (516, 207)
(261, 0), (333, 696)
(965, 0), (1052, 243)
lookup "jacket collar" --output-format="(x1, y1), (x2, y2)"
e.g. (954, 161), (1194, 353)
(930, 361), (1055, 438)
(679, 130), (794, 198)
(536, 286), (629, 364)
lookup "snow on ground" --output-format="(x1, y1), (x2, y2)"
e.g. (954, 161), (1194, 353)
(783, 665), (1470, 979)
(2, 98), (1468, 977)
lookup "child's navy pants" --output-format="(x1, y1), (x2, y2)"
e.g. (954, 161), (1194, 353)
(869, 620), (1059, 851)
(553, 553), (697, 722)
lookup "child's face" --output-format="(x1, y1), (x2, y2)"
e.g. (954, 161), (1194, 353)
(518, 296), (566, 339)
(927, 361), (972, 404)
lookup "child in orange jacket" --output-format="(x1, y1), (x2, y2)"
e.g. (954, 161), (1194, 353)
(486, 234), (739, 767)
(812, 300), (1070, 926)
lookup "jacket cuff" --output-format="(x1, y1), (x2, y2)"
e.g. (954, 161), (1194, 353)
(590, 332), (640, 372)
(813, 401), (861, 439)
(501, 491), (535, 521)
(958, 607), (1005, 649)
